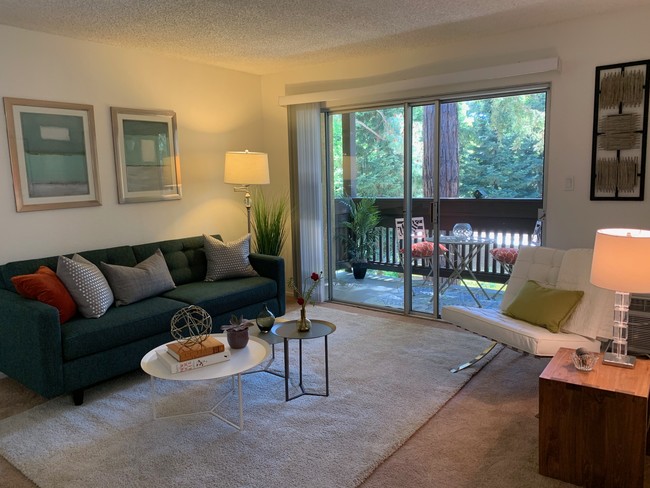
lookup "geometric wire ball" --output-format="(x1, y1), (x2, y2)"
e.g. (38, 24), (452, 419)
(170, 305), (213, 348)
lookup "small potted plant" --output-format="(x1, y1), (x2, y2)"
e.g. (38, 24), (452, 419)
(341, 197), (381, 279)
(221, 314), (255, 349)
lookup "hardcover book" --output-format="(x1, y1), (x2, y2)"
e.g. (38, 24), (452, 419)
(155, 348), (231, 374)
(166, 336), (225, 361)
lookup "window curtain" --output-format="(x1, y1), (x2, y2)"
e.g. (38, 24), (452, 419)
(288, 102), (325, 301)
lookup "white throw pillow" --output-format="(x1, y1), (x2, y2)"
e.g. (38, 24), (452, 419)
(57, 254), (114, 318)
(203, 234), (258, 281)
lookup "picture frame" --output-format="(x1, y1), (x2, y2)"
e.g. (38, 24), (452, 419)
(590, 59), (650, 200)
(3, 98), (101, 212)
(110, 107), (181, 203)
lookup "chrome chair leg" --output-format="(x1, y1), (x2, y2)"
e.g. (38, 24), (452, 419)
(450, 341), (498, 373)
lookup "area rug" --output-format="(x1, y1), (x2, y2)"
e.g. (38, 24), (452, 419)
(0, 307), (499, 488)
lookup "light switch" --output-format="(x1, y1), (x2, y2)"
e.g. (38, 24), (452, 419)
(564, 176), (574, 191)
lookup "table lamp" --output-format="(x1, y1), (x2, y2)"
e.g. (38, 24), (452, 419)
(224, 150), (270, 233)
(590, 228), (650, 368)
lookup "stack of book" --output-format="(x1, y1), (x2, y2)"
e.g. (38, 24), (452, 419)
(156, 336), (230, 373)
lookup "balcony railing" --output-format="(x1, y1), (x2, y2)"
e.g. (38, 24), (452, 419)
(335, 198), (541, 283)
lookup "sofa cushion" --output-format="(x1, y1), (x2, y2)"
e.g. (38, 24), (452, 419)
(162, 276), (277, 317)
(503, 280), (584, 333)
(204, 234), (257, 281)
(57, 254), (114, 318)
(441, 305), (601, 356)
(555, 248), (614, 340)
(61, 296), (184, 361)
(11, 266), (77, 323)
(132, 235), (212, 286)
(101, 249), (176, 306)
(500, 246), (565, 311)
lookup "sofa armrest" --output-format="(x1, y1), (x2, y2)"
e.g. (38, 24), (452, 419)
(0, 289), (65, 398)
(249, 253), (286, 316)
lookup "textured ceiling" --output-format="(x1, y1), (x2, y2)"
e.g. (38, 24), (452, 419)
(0, 0), (648, 74)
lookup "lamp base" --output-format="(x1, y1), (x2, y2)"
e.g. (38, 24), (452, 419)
(602, 352), (636, 368)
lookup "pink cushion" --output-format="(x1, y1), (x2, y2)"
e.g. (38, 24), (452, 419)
(401, 242), (448, 258)
(490, 247), (519, 265)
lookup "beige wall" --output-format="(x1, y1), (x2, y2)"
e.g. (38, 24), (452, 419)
(261, 4), (650, 253)
(0, 25), (263, 263)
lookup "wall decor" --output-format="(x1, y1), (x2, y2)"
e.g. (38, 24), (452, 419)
(3, 98), (101, 212)
(111, 107), (181, 203)
(590, 59), (650, 200)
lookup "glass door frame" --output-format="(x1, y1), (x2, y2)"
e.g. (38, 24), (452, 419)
(323, 84), (549, 318)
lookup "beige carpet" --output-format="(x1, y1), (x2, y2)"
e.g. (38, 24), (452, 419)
(0, 306), (497, 488)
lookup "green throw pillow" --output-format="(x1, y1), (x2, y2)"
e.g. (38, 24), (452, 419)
(504, 280), (584, 333)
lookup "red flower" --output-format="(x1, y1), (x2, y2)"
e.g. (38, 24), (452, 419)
(288, 271), (322, 309)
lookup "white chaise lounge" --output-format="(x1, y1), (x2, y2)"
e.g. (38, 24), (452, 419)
(441, 246), (614, 371)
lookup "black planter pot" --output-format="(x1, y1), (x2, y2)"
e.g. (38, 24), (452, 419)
(352, 262), (368, 279)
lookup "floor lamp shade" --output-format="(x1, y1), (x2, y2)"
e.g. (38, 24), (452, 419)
(224, 151), (270, 185)
(590, 228), (650, 368)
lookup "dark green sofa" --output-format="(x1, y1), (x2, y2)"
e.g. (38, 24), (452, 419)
(0, 235), (285, 404)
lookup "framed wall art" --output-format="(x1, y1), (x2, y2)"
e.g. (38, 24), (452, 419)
(111, 107), (181, 203)
(590, 59), (650, 200)
(3, 98), (101, 212)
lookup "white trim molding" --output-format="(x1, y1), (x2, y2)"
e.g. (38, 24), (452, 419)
(279, 57), (560, 106)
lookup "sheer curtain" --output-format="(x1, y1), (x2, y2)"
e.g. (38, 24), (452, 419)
(288, 102), (325, 301)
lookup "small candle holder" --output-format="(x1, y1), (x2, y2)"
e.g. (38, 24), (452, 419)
(572, 348), (598, 371)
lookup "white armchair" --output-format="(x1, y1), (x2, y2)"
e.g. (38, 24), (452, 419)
(442, 246), (613, 372)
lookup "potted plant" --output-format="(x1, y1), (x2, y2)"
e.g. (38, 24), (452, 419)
(251, 189), (289, 256)
(341, 197), (381, 279)
(221, 315), (255, 349)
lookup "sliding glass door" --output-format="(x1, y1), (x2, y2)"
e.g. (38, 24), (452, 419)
(329, 106), (409, 311)
(325, 87), (547, 317)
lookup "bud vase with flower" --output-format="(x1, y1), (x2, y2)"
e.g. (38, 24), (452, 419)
(288, 271), (322, 332)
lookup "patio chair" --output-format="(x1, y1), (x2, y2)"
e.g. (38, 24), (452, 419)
(395, 217), (447, 283)
(489, 219), (543, 297)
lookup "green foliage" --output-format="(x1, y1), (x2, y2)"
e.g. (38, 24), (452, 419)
(340, 197), (381, 263)
(330, 92), (546, 200)
(251, 190), (289, 256)
(332, 108), (405, 198)
(456, 93), (545, 198)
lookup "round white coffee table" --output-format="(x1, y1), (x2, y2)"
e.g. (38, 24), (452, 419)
(141, 333), (270, 430)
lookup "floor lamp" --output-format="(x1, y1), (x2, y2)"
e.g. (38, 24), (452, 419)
(224, 150), (270, 233)
(590, 228), (650, 368)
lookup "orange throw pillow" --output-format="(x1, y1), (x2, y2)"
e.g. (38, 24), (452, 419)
(11, 266), (77, 323)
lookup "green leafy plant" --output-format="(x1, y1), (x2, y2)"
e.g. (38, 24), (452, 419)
(221, 314), (255, 332)
(251, 190), (289, 256)
(341, 197), (380, 263)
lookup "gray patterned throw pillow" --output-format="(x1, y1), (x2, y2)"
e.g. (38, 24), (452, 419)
(57, 254), (114, 318)
(204, 234), (258, 281)
(101, 249), (176, 306)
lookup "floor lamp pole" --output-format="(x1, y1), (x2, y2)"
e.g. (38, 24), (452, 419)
(245, 192), (252, 234)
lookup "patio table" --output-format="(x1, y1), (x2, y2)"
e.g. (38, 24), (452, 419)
(437, 235), (495, 307)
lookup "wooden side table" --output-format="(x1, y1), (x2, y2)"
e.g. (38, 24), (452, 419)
(539, 347), (650, 487)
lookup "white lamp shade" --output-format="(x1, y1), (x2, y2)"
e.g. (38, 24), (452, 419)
(590, 228), (650, 293)
(224, 151), (270, 185)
